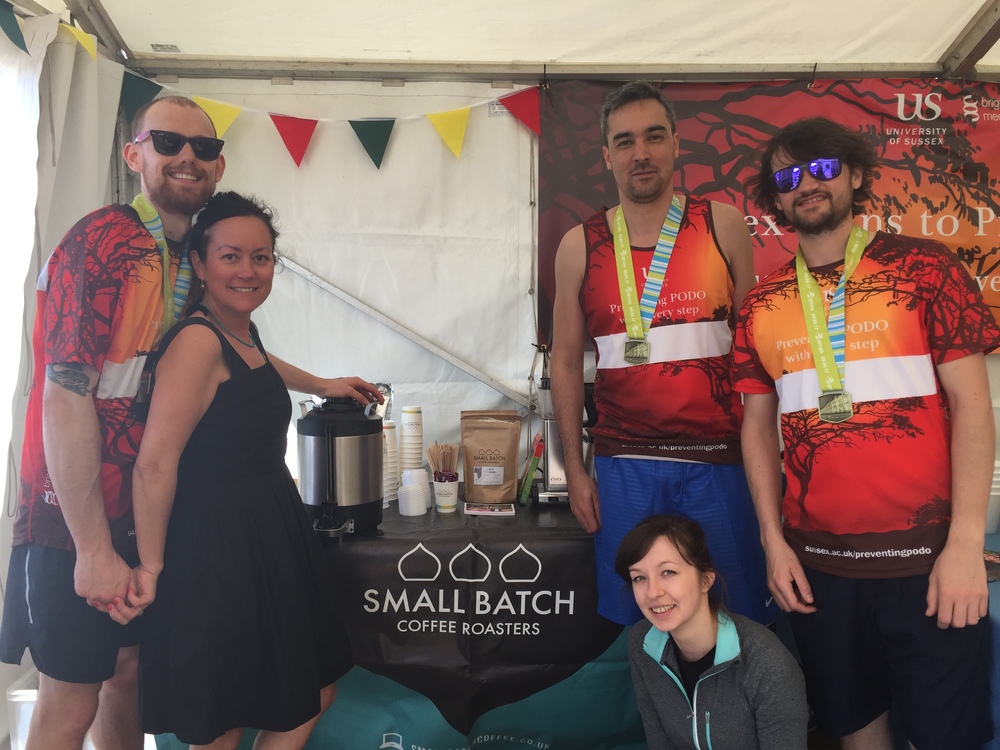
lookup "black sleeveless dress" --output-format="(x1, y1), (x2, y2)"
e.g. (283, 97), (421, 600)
(138, 318), (353, 744)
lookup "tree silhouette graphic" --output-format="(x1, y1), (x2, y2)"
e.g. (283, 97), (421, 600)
(782, 398), (926, 531)
(539, 78), (1000, 342)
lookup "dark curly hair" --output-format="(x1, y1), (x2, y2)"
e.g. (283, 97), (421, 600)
(744, 117), (879, 229)
(184, 191), (279, 314)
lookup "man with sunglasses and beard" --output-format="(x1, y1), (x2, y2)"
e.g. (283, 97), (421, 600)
(735, 117), (997, 750)
(0, 96), (379, 750)
(551, 81), (775, 630)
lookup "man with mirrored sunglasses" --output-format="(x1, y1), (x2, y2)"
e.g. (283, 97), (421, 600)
(735, 116), (997, 750)
(0, 95), (380, 750)
(551, 81), (775, 631)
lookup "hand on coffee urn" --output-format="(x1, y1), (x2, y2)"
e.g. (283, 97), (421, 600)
(315, 376), (384, 405)
(270, 358), (384, 406)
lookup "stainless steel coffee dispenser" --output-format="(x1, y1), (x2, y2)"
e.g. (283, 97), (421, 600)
(297, 397), (383, 537)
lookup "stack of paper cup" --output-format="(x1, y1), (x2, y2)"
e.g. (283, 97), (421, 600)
(988, 458), (1000, 535)
(382, 421), (399, 508)
(397, 484), (427, 516)
(399, 406), (424, 471)
(401, 468), (432, 509)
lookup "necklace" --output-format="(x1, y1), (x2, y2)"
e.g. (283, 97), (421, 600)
(203, 306), (256, 349)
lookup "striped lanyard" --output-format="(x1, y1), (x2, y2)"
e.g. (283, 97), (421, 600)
(130, 194), (193, 335)
(795, 225), (869, 393)
(613, 195), (684, 342)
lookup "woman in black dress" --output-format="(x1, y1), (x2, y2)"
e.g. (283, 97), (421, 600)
(116, 192), (353, 749)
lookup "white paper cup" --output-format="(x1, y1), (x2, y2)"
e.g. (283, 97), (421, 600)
(398, 485), (427, 516)
(399, 407), (423, 435)
(401, 468), (429, 486)
(434, 481), (459, 513)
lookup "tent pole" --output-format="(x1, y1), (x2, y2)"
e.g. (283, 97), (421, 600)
(281, 257), (530, 408)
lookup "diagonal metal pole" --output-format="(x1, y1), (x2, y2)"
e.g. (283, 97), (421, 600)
(281, 257), (529, 407)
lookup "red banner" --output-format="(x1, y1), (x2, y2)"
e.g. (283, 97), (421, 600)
(538, 79), (1000, 341)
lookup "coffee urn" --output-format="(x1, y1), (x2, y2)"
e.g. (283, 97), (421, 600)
(297, 397), (383, 537)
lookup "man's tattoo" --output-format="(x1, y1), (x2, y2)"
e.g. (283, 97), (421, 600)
(46, 363), (94, 397)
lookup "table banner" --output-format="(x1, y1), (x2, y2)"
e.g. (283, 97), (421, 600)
(157, 508), (645, 749)
(313, 510), (642, 748)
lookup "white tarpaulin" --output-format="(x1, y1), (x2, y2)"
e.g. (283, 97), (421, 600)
(163, 79), (539, 463)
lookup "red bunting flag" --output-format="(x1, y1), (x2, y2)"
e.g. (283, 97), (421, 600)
(499, 87), (541, 136)
(269, 114), (319, 167)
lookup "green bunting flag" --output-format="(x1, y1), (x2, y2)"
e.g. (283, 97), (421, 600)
(349, 119), (396, 169)
(120, 71), (163, 125)
(0, 1), (28, 54)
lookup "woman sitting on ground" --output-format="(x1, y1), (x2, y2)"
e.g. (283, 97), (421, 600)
(615, 514), (808, 750)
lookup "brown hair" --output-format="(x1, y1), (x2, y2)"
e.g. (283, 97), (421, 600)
(614, 514), (723, 609)
(600, 81), (678, 146)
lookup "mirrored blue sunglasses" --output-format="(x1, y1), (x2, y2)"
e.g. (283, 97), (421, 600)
(771, 158), (842, 193)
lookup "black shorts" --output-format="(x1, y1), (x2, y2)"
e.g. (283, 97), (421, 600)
(0, 544), (140, 684)
(788, 568), (992, 750)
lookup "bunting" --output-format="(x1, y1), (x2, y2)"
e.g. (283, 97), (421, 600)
(60, 23), (96, 60)
(74, 63), (528, 172)
(349, 119), (395, 169)
(270, 114), (319, 167)
(427, 107), (471, 158)
(499, 87), (541, 136)
(192, 96), (241, 138)
(120, 71), (162, 124)
(0, 1), (26, 53)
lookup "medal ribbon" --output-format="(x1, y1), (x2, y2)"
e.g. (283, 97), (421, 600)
(613, 195), (684, 343)
(795, 225), (869, 393)
(130, 194), (192, 335)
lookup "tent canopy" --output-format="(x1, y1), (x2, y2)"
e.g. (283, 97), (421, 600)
(18, 0), (1000, 82)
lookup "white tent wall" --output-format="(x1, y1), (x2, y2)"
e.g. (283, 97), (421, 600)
(1, 17), (135, 745)
(157, 78), (539, 477)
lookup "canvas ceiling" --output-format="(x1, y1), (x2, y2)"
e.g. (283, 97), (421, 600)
(18, 0), (1000, 82)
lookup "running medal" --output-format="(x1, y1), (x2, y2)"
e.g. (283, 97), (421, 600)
(795, 226), (869, 424)
(623, 339), (650, 365)
(613, 196), (684, 367)
(816, 390), (853, 424)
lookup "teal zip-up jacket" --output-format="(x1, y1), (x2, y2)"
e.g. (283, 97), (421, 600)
(628, 611), (808, 749)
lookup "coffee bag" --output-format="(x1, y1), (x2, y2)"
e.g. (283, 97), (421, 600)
(460, 410), (522, 503)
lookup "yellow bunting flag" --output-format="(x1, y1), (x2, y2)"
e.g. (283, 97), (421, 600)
(60, 23), (96, 60)
(426, 107), (471, 158)
(192, 96), (241, 138)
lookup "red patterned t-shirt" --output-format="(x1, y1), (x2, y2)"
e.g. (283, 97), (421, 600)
(733, 232), (1000, 577)
(16, 204), (180, 553)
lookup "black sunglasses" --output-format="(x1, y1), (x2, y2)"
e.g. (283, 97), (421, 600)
(771, 158), (842, 193)
(133, 130), (224, 161)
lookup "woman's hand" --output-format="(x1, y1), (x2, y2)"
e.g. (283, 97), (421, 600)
(108, 565), (159, 625)
(315, 376), (384, 405)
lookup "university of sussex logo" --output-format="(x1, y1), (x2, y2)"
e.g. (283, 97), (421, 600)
(895, 93), (943, 122)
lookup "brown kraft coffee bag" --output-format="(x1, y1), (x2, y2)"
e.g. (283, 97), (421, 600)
(460, 410), (522, 503)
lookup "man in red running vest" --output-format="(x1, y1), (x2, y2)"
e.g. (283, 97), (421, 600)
(551, 81), (773, 627)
